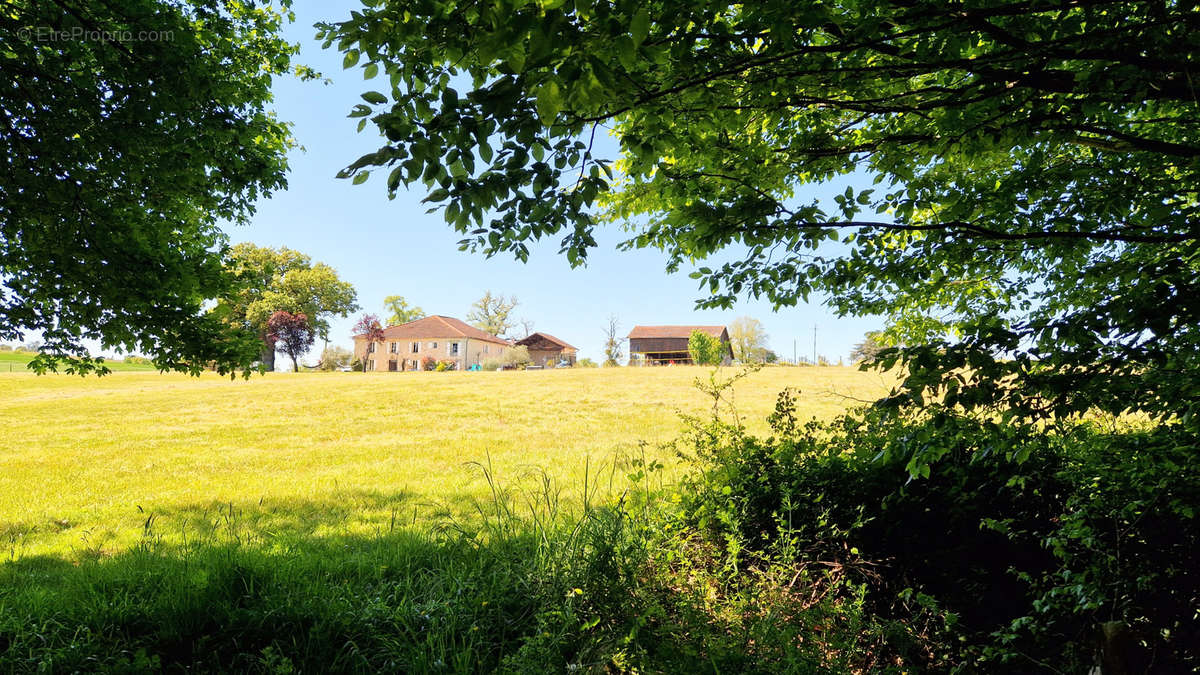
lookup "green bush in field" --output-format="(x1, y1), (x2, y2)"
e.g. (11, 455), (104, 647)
(0, 344), (11, 352)
(687, 330), (722, 366)
(122, 355), (154, 365)
(670, 375), (1200, 672)
(576, 357), (598, 368)
(480, 358), (502, 371)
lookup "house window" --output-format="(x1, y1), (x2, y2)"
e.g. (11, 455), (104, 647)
(367, 359), (375, 371)
(368, 342), (376, 353)
(483, 344), (489, 354)
(430, 341), (438, 349)
(389, 342), (398, 353)
(449, 342), (460, 356)
(411, 342), (419, 353)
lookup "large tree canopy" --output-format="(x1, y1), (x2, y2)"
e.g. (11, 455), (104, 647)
(213, 243), (358, 370)
(1, 0), (305, 374)
(322, 0), (1199, 423)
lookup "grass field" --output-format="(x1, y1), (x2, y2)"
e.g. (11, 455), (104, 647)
(0, 349), (157, 373)
(0, 366), (893, 561)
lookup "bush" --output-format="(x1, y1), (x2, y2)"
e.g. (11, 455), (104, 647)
(435, 359), (456, 372)
(350, 358), (363, 372)
(670, 380), (1200, 671)
(576, 357), (598, 368)
(502, 345), (531, 369)
(421, 355), (438, 371)
(480, 358), (503, 371)
(687, 330), (723, 365)
(121, 355), (154, 365)
(0, 344), (12, 352)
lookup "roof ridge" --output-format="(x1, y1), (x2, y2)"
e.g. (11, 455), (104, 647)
(432, 315), (462, 336)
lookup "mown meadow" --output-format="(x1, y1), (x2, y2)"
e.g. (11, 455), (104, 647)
(0, 366), (888, 559)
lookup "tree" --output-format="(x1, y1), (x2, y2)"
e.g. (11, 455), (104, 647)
(516, 318), (536, 340)
(325, 0), (1200, 425)
(213, 244), (358, 371)
(467, 291), (518, 338)
(315, 345), (353, 371)
(383, 295), (425, 325)
(602, 315), (625, 367)
(267, 311), (314, 373)
(850, 332), (889, 365)
(351, 314), (385, 372)
(728, 317), (768, 363)
(688, 330), (723, 367)
(2, 0), (308, 376)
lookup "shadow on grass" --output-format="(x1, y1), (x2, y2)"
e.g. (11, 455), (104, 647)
(0, 488), (590, 673)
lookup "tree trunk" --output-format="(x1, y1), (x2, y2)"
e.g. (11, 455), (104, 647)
(259, 342), (276, 372)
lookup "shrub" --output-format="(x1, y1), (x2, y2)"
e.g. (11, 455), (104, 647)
(502, 345), (531, 369)
(671, 379), (1200, 671)
(0, 344), (12, 352)
(480, 358), (503, 371)
(687, 330), (723, 365)
(122, 355), (154, 365)
(435, 359), (456, 372)
(350, 358), (363, 372)
(421, 355), (438, 371)
(576, 357), (598, 368)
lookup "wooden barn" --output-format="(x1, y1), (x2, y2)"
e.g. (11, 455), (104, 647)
(515, 332), (578, 367)
(628, 325), (733, 365)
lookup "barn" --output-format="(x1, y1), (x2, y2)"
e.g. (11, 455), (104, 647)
(628, 325), (733, 365)
(515, 332), (578, 367)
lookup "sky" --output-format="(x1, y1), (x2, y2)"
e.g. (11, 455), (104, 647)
(6, 0), (881, 365)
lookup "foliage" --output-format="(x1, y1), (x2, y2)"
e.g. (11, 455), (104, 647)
(748, 347), (778, 364)
(421, 355), (439, 371)
(121, 356), (154, 366)
(849, 332), (889, 364)
(502, 345), (532, 369)
(323, 0), (1200, 428)
(687, 330), (722, 366)
(602, 315), (624, 367)
(266, 311), (315, 373)
(2, 0), (311, 376)
(382, 295), (425, 325)
(480, 358), (503, 371)
(0, 345), (11, 352)
(672, 376), (1200, 671)
(315, 346), (353, 371)
(576, 357), (598, 368)
(435, 359), (456, 372)
(351, 313), (385, 371)
(728, 316), (768, 363)
(213, 243), (358, 370)
(466, 291), (518, 338)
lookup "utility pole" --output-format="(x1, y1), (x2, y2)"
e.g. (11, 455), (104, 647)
(793, 339), (797, 365)
(813, 324), (818, 365)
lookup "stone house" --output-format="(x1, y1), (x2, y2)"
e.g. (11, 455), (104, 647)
(353, 315), (511, 371)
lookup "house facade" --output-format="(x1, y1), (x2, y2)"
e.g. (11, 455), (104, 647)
(353, 315), (511, 371)
(515, 332), (578, 367)
(628, 325), (734, 365)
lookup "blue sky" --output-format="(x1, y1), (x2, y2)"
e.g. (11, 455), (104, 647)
(230, 0), (883, 366)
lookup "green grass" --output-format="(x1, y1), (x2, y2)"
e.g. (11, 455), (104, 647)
(0, 349), (157, 372)
(0, 366), (897, 672)
(0, 366), (891, 559)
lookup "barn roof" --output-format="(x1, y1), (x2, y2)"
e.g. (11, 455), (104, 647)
(515, 332), (577, 350)
(628, 325), (728, 340)
(357, 315), (510, 345)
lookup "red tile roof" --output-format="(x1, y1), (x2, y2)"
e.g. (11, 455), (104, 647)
(516, 332), (577, 350)
(357, 315), (510, 345)
(628, 325), (727, 339)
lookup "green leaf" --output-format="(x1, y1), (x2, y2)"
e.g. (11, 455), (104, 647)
(534, 80), (563, 122)
(352, 171), (370, 185)
(631, 8), (650, 46)
(361, 91), (388, 104)
(343, 49), (360, 69)
(363, 63), (379, 80)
